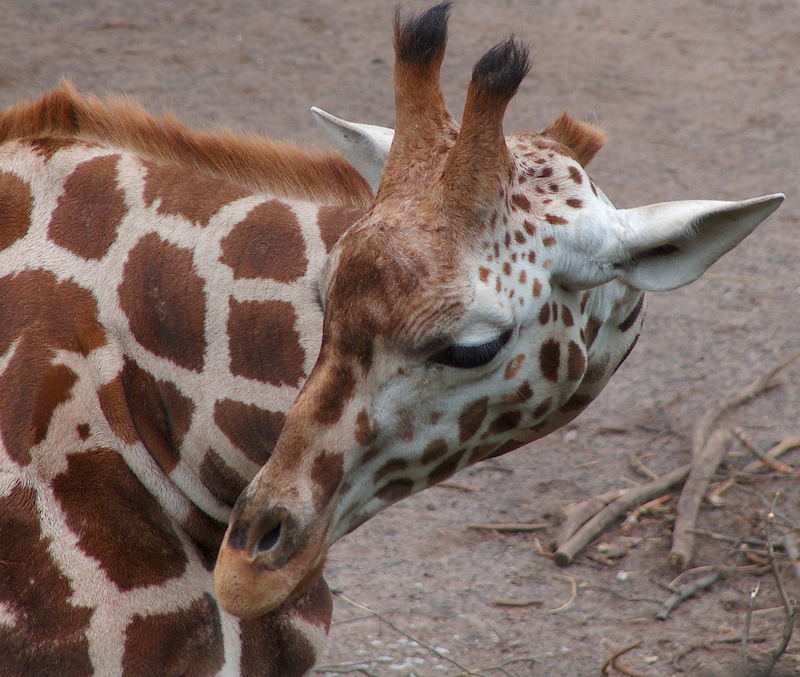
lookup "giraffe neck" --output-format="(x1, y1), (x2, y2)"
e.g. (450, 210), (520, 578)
(1, 135), (366, 555)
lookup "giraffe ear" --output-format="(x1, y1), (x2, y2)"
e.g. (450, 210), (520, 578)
(554, 193), (784, 291)
(311, 106), (394, 193)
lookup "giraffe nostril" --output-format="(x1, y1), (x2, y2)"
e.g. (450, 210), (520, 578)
(256, 521), (283, 555)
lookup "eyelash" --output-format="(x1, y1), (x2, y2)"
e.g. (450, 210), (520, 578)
(430, 329), (513, 369)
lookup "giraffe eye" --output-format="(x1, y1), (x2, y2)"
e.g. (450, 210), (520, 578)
(430, 329), (513, 369)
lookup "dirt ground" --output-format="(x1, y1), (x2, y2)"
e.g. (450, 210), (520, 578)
(2, 1), (799, 675)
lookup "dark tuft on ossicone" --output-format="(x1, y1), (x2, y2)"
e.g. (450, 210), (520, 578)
(471, 37), (531, 100)
(394, 2), (452, 66)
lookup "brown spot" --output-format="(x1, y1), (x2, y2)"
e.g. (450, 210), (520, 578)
(53, 447), (187, 590)
(421, 439), (448, 465)
(468, 442), (499, 464)
(502, 261), (512, 276)
(585, 316), (602, 349)
(0, 338), (80, 466)
(115, 359), (194, 474)
(122, 594), (224, 677)
(562, 305), (574, 327)
(514, 230), (526, 244)
(532, 279), (542, 297)
(538, 303), (551, 325)
(119, 233), (207, 371)
(548, 183), (560, 193)
(142, 159), (249, 227)
(360, 446), (380, 465)
(512, 193), (531, 212)
(355, 409), (378, 446)
(523, 220), (536, 236)
(486, 410), (522, 435)
(228, 298), (305, 387)
(396, 409), (414, 442)
(518, 270), (527, 285)
(580, 291), (591, 313)
(200, 448), (248, 506)
(552, 303), (559, 323)
(220, 200), (307, 282)
(532, 398), (552, 421)
(48, 154), (125, 260)
(240, 576), (330, 676)
(478, 266), (490, 282)
(545, 213), (568, 225)
(429, 411), (442, 425)
(504, 353), (526, 380)
(566, 198), (583, 209)
(584, 358), (609, 384)
(26, 136), (86, 160)
(76, 423), (91, 440)
(458, 397), (488, 443)
(429, 455), (460, 484)
(537, 166), (553, 178)
(374, 458), (409, 483)
(618, 294), (645, 333)
(503, 381), (534, 404)
(316, 205), (364, 252)
(527, 251), (536, 264)
(568, 166), (584, 184)
(214, 399), (285, 466)
(542, 236), (556, 247)
(376, 479), (414, 503)
(0, 485), (93, 675)
(0, 171), (32, 250)
(567, 341), (586, 381)
(495, 276), (502, 293)
(539, 339), (561, 382)
(311, 451), (344, 510)
(313, 362), (355, 426)
(504, 231), (511, 248)
(559, 393), (595, 413)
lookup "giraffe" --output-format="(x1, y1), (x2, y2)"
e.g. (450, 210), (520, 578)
(0, 3), (782, 676)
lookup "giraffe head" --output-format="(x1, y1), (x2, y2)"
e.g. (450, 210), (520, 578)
(214, 3), (782, 618)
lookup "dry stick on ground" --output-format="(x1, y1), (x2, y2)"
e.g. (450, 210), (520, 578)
(466, 522), (548, 532)
(761, 495), (796, 677)
(781, 533), (800, 584)
(600, 641), (656, 677)
(668, 429), (734, 570)
(669, 350), (800, 569)
(741, 582), (761, 676)
(655, 567), (724, 620)
(710, 436), (800, 504)
(554, 465), (690, 566)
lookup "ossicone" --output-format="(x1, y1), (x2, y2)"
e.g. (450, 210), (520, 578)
(470, 37), (531, 103)
(393, 2), (453, 66)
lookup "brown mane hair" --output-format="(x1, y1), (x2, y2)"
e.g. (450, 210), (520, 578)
(0, 81), (373, 207)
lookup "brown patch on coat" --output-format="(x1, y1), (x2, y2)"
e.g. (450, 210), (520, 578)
(429, 455), (460, 484)
(316, 205), (365, 252)
(511, 193), (531, 211)
(374, 457), (409, 483)
(119, 232), (207, 371)
(239, 576), (331, 677)
(539, 339), (561, 382)
(52, 447), (187, 590)
(478, 266), (490, 282)
(122, 594), (224, 677)
(311, 361), (356, 426)
(76, 423), (91, 440)
(566, 198), (583, 209)
(538, 303), (551, 325)
(618, 293), (645, 332)
(214, 399), (285, 466)
(376, 479), (414, 503)
(458, 397), (489, 443)
(354, 408), (378, 446)
(486, 410), (522, 435)
(545, 213), (568, 225)
(0, 171), (32, 250)
(117, 358), (194, 474)
(0, 485), (93, 675)
(567, 341), (586, 381)
(421, 438), (448, 465)
(532, 398), (552, 421)
(227, 298), (305, 387)
(0, 83), (372, 206)
(310, 451), (344, 510)
(26, 135), (89, 160)
(584, 315), (602, 349)
(48, 154), (125, 259)
(200, 448), (248, 506)
(220, 199), (307, 282)
(542, 112), (606, 167)
(504, 353), (526, 380)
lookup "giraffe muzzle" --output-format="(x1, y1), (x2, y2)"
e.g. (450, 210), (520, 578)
(214, 501), (332, 619)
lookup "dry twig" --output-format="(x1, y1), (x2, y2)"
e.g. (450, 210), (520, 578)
(466, 522), (547, 532)
(669, 429), (733, 569)
(600, 641), (655, 677)
(554, 465), (689, 566)
(741, 582), (761, 675)
(655, 567), (724, 620)
(546, 573), (577, 614)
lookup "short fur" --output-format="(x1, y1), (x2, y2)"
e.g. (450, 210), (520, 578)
(543, 111), (606, 167)
(0, 81), (373, 207)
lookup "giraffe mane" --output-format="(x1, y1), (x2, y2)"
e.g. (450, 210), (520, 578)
(0, 80), (373, 207)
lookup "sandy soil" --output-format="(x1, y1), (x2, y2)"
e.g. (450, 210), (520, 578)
(2, 1), (798, 675)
